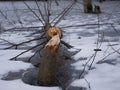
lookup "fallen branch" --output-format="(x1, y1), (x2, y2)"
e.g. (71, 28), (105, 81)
(111, 24), (120, 34)
(10, 40), (47, 60)
(61, 23), (120, 28)
(108, 41), (120, 54)
(97, 48), (120, 63)
(61, 40), (73, 49)
(4, 26), (43, 32)
(0, 38), (15, 45)
(78, 53), (95, 79)
(4, 37), (46, 49)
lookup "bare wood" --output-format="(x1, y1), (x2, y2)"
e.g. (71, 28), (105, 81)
(45, 27), (62, 55)
(46, 27), (62, 38)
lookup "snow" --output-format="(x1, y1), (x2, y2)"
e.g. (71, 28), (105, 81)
(0, 79), (61, 90)
(71, 78), (89, 88)
(0, 50), (61, 90)
(0, 0), (120, 90)
(0, 50), (33, 78)
(0, 31), (34, 44)
(71, 63), (120, 90)
(65, 1), (120, 90)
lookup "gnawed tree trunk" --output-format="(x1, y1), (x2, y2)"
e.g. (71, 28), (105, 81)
(36, 0), (76, 86)
(83, 0), (93, 13)
(37, 27), (62, 86)
(37, 48), (61, 86)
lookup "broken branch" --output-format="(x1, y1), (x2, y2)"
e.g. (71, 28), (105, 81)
(10, 40), (47, 60)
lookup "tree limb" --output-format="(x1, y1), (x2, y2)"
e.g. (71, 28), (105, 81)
(61, 40), (73, 49)
(10, 40), (47, 60)
(4, 37), (46, 49)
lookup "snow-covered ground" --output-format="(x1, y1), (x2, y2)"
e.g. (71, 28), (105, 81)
(0, 0), (120, 90)
(0, 33), (61, 90)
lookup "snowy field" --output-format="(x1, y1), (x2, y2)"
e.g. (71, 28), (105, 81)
(0, 0), (120, 90)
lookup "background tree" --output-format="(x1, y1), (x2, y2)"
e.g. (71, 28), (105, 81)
(83, 0), (93, 13)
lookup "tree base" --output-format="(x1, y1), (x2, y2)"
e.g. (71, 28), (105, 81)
(37, 48), (63, 86)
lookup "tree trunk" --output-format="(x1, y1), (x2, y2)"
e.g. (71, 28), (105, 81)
(37, 26), (62, 86)
(37, 48), (59, 86)
(83, 0), (93, 13)
(94, 5), (101, 14)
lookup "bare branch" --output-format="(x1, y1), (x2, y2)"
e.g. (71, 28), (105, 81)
(84, 78), (91, 90)
(4, 37), (46, 49)
(108, 41), (120, 54)
(111, 24), (120, 34)
(61, 40), (73, 49)
(34, 0), (46, 23)
(97, 48), (120, 63)
(53, 0), (76, 26)
(0, 38), (15, 45)
(23, 1), (44, 25)
(10, 40), (47, 60)
(88, 51), (97, 70)
(79, 53), (95, 78)
(11, 1), (22, 24)
(0, 10), (7, 19)
(61, 23), (119, 28)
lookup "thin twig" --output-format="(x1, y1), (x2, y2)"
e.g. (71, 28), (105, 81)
(23, 1), (44, 25)
(34, 0), (45, 22)
(10, 40), (47, 60)
(61, 23), (118, 28)
(0, 38), (15, 45)
(53, 0), (76, 26)
(84, 78), (91, 90)
(51, 1), (73, 23)
(61, 40), (73, 49)
(4, 37), (46, 49)
(11, 1), (22, 24)
(88, 51), (97, 70)
(97, 48), (120, 63)
(79, 53), (95, 79)
(111, 24), (120, 34)
(108, 41), (120, 54)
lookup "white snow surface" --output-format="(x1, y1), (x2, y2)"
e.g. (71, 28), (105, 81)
(0, 0), (120, 90)
(71, 63), (120, 90)
(0, 50), (61, 90)
(0, 50), (33, 77)
(0, 79), (60, 90)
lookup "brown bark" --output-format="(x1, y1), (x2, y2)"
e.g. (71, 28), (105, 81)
(37, 27), (62, 86)
(37, 48), (60, 86)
